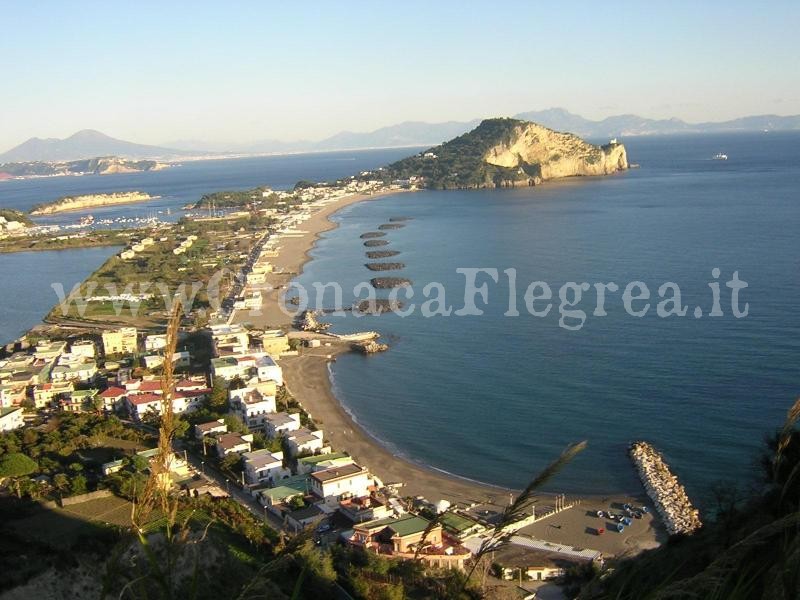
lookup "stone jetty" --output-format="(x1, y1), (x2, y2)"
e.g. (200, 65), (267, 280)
(299, 310), (330, 333)
(353, 340), (389, 354)
(629, 441), (702, 535)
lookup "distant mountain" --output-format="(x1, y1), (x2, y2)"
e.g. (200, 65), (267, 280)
(169, 110), (800, 154)
(0, 130), (192, 162)
(313, 120), (482, 151)
(513, 108), (800, 138)
(8, 110), (799, 162)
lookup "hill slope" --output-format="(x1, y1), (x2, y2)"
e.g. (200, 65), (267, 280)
(384, 118), (628, 189)
(0, 130), (188, 162)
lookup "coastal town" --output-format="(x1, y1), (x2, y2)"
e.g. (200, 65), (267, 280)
(0, 167), (694, 597)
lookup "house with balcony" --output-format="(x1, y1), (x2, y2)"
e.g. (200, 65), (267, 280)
(229, 386), (276, 431)
(242, 449), (289, 485)
(309, 463), (371, 505)
(264, 412), (301, 438)
(215, 432), (254, 456)
(285, 428), (325, 457)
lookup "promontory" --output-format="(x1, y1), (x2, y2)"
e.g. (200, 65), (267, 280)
(382, 117), (628, 189)
(30, 191), (156, 215)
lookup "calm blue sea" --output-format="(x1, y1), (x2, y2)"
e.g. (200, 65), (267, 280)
(0, 148), (420, 227)
(291, 132), (800, 506)
(1, 135), (797, 505)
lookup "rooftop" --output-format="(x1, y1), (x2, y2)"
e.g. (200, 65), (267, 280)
(358, 514), (433, 538)
(311, 463), (365, 483)
(299, 452), (350, 466)
(242, 449), (284, 469)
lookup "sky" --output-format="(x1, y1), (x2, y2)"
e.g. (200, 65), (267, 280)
(1, 1), (798, 151)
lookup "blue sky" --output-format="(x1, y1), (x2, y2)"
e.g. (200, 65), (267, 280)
(1, 1), (798, 149)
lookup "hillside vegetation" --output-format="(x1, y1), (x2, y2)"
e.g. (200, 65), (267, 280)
(384, 118), (627, 189)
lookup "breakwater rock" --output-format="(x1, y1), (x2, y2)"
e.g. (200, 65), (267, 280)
(360, 232), (386, 239)
(389, 217), (412, 222)
(299, 310), (330, 333)
(365, 262), (405, 271)
(371, 277), (412, 289)
(355, 299), (404, 314)
(366, 250), (400, 259)
(364, 240), (390, 247)
(378, 223), (405, 230)
(353, 340), (389, 354)
(629, 441), (702, 535)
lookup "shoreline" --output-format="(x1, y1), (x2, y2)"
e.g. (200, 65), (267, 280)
(241, 189), (658, 509)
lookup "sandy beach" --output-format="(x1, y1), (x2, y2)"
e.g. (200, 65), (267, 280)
(236, 188), (664, 555)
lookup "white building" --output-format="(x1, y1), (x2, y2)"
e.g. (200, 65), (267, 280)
(144, 334), (168, 352)
(228, 386), (276, 431)
(285, 428), (325, 457)
(0, 407), (24, 432)
(242, 449), (289, 485)
(195, 419), (228, 441)
(51, 361), (98, 383)
(216, 432), (254, 456)
(70, 340), (96, 359)
(310, 463), (371, 504)
(256, 355), (282, 385)
(264, 412), (301, 438)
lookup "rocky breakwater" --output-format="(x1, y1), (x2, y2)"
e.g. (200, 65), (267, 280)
(629, 441), (702, 535)
(370, 277), (412, 289)
(366, 250), (400, 259)
(365, 262), (405, 271)
(353, 340), (389, 354)
(299, 310), (330, 333)
(364, 239), (390, 247)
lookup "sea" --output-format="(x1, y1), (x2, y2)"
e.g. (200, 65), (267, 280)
(2, 134), (799, 505)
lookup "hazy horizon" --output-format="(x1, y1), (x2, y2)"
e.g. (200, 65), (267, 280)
(2, 1), (798, 150)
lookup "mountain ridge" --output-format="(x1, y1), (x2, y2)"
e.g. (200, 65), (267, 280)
(4, 109), (799, 162)
(0, 129), (194, 163)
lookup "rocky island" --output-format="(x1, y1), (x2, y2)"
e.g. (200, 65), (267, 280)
(383, 117), (628, 189)
(31, 191), (156, 215)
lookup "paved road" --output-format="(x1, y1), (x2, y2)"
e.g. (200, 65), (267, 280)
(125, 419), (286, 531)
(175, 440), (286, 531)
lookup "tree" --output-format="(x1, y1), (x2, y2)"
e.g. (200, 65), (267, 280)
(53, 472), (69, 492)
(208, 378), (228, 411)
(0, 453), (38, 498)
(220, 453), (242, 472)
(70, 474), (88, 496)
(0, 453), (38, 478)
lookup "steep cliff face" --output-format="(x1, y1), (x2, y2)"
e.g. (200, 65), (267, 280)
(384, 118), (628, 189)
(483, 122), (628, 182)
